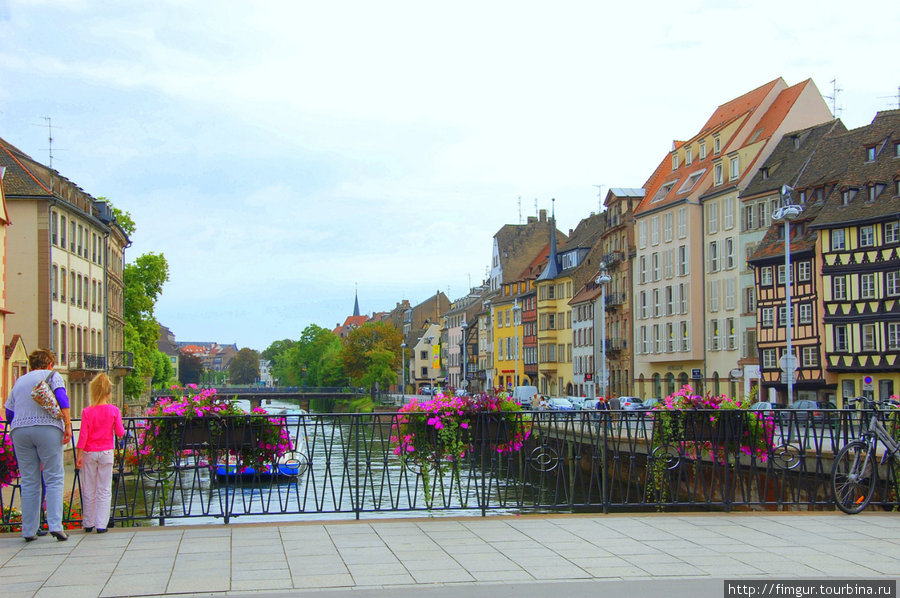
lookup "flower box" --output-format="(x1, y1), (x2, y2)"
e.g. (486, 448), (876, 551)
(655, 410), (749, 444)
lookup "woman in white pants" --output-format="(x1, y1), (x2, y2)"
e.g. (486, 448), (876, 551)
(75, 373), (125, 533)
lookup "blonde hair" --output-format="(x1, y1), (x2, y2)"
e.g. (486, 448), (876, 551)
(89, 373), (112, 406)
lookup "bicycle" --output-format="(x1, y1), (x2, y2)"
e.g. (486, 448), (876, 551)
(830, 396), (900, 514)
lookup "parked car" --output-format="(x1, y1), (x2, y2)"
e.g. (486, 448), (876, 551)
(637, 398), (660, 410)
(419, 385), (433, 395)
(788, 399), (837, 425)
(617, 396), (644, 411)
(547, 398), (575, 411)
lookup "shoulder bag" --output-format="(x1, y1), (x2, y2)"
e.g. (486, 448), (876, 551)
(30, 371), (62, 420)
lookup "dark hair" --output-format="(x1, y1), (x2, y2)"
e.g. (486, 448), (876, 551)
(28, 348), (56, 371)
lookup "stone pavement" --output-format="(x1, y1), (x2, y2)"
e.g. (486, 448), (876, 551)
(1, 512), (899, 598)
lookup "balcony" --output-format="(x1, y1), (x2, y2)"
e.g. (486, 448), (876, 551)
(605, 293), (627, 309)
(600, 251), (625, 269)
(69, 352), (106, 371)
(111, 351), (135, 370)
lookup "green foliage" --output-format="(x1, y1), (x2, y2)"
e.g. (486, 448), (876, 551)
(151, 350), (174, 390)
(229, 348), (260, 384)
(358, 347), (396, 392)
(261, 339), (294, 362)
(178, 352), (203, 385)
(123, 253), (169, 400)
(265, 326), (344, 387)
(341, 322), (401, 391)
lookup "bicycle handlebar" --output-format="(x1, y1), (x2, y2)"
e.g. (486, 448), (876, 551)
(845, 396), (898, 410)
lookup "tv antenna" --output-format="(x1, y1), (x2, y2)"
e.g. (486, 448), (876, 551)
(42, 116), (55, 168)
(877, 85), (900, 110)
(517, 196), (522, 224)
(825, 79), (843, 118)
(593, 184), (603, 213)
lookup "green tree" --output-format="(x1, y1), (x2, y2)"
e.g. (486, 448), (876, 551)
(179, 351), (203, 385)
(261, 339), (294, 362)
(341, 322), (401, 395)
(151, 350), (174, 390)
(123, 252), (170, 399)
(358, 347), (398, 393)
(229, 348), (260, 384)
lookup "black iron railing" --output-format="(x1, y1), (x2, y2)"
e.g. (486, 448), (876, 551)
(1, 409), (898, 530)
(68, 352), (106, 371)
(110, 351), (134, 369)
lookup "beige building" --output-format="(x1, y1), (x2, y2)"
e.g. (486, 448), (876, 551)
(0, 138), (132, 415)
(633, 78), (832, 401)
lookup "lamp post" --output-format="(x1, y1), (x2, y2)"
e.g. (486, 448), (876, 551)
(426, 335), (435, 392)
(483, 299), (493, 392)
(773, 185), (802, 405)
(460, 320), (468, 393)
(400, 342), (407, 397)
(596, 264), (611, 401)
(512, 299), (521, 388)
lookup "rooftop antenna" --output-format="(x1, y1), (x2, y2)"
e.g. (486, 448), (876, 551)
(517, 196), (522, 224)
(534, 197), (538, 218)
(42, 116), (54, 168)
(593, 184), (603, 213)
(877, 85), (900, 110)
(825, 79), (843, 118)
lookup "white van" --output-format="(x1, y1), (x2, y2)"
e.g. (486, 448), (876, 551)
(511, 386), (539, 407)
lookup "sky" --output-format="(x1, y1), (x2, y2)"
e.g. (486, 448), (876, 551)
(1, 1), (897, 351)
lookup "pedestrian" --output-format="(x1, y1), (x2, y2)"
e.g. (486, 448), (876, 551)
(4, 348), (72, 541)
(76, 373), (125, 533)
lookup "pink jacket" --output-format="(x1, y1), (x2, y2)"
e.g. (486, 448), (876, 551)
(77, 404), (126, 452)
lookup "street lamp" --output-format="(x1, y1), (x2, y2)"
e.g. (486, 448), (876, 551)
(596, 264), (611, 400)
(426, 335), (435, 392)
(483, 299), (493, 392)
(400, 342), (407, 397)
(512, 299), (522, 388)
(773, 184), (802, 405)
(460, 320), (468, 392)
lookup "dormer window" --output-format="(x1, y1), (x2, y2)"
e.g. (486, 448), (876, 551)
(652, 181), (675, 203)
(730, 156), (740, 180)
(685, 148), (693, 165)
(672, 153), (679, 170)
(678, 169), (706, 194)
(700, 142), (707, 160)
(714, 162), (723, 186)
(866, 146), (876, 162)
(714, 136), (721, 154)
(761, 168), (769, 180)
(868, 185), (877, 202)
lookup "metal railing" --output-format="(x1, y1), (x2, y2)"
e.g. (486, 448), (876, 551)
(110, 351), (134, 369)
(68, 352), (106, 371)
(1, 408), (898, 530)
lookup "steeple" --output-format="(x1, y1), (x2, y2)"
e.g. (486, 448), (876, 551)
(353, 286), (360, 317)
(537, 198), (561, 281)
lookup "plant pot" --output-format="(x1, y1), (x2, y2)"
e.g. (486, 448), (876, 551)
(654, 411), (748, 444)
(175, 418), (260, 451)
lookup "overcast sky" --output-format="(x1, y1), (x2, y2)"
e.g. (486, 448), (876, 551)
(1, 1), (897, 351)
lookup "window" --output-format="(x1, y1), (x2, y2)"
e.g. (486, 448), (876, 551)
(672, 153), (679, 170)
(640, 291), (648, 319)
(666, 322), (675, 352)
(60, 215), (67, 248)
(685, 148), (692, 165)
(761, 266), (773, 286)
(709, 319), (720, 350)
(860, 273), (876, 299)
(700, 142), (707, 160)
(799, 303), (812, 324)
(725, 237), (735, 269)
(640, 326), (648, 354)
(664, 249), (674, 279)
(833, 275), (847, 300)
(677, 207), (687, 238)
(726, 318), (736, 350)
(725, 279), (735, 310)
(886, 221), (900, 244)
(779, 305), (792, 328)
(798, 261), (811, 282)
(744, 287), (756, 313)
(654, 324), (663, 353)
(730, 156), (739, 180)
(640, 256), (648, 284)
(638, 220), (647, 248)
(887, 271), (900, 297)
(664, 213), (673, 242)
(653, 289), (661, 317)
(762, 349), (777, 369)
(802, 346), (819, 367)
(743, 205), (755, 231)
(679, 283), (688, 313)
(714, 136), (720, 154)
(862, 323), (877, 351)
(51, 265), (58, 300)
(777, 264), (793, 285)
(889, 323), (900, 350)
(724, 198), (734, 229)
(761, 307), (774, 328)
(666, 285), (674, 315)
(860, 225), (875, 247)
(652, 252), (660, 281)
(679, 321), (689, 352)
(758, 200), (769, 226)
(714, 163), (723, 185)
(834, 325), (848, 352)
(831, 229), (846, 251)
(707, 202), (719, 234)
(708, 241), (719, 272)
(651, 216), (660, 245)
(708, 280), (719, 312)
(678, 245), (689, 276)
(866, 146), (876, 162)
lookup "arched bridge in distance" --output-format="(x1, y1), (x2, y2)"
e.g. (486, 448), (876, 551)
(149, 386), (368, 411)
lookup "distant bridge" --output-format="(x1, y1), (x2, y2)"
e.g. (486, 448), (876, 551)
(149, 386), (367, 411)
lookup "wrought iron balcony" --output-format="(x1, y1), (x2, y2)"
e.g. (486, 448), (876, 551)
(111, 351), (135, 370)
(68, 352), (106, 371)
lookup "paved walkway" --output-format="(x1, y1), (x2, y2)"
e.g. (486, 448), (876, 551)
(2, 512), (898, 598)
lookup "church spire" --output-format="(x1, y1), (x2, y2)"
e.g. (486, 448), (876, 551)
(537, 198), (560, 281)
(353, 286), (360, 317)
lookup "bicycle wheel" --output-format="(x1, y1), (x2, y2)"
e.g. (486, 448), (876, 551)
(831, 441), (877, 514)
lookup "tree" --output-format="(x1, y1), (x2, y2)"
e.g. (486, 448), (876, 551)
(123, 252), (170, 399)
(266, 326), (344, 387)
(341, 322), (402, 395)
(358, 347), (398, 393)
(229, 348), (260, 384)
(261, 339), (294, 363)
(179, 351), (203, 385)
(151, 350), (174, 390)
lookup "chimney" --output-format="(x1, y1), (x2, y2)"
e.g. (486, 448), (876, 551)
(527, 216), (536, 224)
(539, 209), (547, 222)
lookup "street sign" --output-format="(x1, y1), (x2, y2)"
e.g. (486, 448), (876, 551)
(781, 372), (796, 385)
(729, 368), (743, 379)
(863, 375), (874, 391)
(779, 354), (799, 373)
(691, 368), (702, 379)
